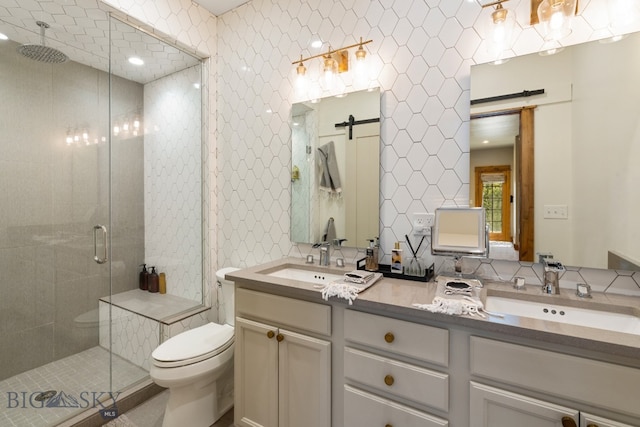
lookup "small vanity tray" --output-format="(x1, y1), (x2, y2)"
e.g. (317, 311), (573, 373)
(357, 258), (434, 283)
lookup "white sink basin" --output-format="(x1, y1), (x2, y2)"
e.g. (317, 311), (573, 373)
(266, 267), (343, 286)
(485, 296), (640, 336)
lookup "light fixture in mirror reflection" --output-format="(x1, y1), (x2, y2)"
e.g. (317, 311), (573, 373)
(291, 88), (381, 249)
(470, 31), (640, 271)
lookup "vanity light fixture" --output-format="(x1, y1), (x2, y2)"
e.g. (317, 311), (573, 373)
(481, 0), (516, 61)
(531, 0), (578, 41)
(293, 37), (373, 92)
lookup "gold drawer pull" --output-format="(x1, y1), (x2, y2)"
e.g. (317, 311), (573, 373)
(561, 416), (577, 427)
(267, 330), (275, 339)
(276, 333), (284, 342)
(385, 424), (393, 427)
(384, 375), (394, 386)
(586, 425), (598, 427)
(384, 332), (395, 343)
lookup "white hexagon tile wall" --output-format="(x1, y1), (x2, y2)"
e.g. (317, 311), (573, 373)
(104, 0), (640, 296)
(216, 0), (640, 296)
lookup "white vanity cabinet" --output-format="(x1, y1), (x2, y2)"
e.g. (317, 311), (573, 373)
(343, 309), (450, 426)
(469, 336), (640, 427)
(234, 288), (331, 427)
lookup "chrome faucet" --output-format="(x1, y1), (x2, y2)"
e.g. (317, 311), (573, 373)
(542, 259), (564, 294)
(319, 242), (331, 266)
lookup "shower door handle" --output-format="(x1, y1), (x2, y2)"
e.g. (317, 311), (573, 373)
(93, 225), (108, 264)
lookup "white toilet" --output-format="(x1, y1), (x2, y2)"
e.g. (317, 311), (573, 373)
(149, 267), (239, 427)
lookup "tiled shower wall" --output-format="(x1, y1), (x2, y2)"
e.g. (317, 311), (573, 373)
(103, 0), (218, 301)
(217, 0), (640, 295)
(144, 65), (204, 302)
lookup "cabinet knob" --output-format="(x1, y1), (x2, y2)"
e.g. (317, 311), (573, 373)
(276, 333), (284, 342)
(586, 425), (598, 427)
(267, 330), (275, 339)
(384, 375), (394, 386)
(385, 424), (393, 427)
(384, 332), (395, 343)
(561, 416), (577, 427)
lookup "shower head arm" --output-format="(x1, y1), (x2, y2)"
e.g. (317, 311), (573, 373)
(36, 21), (50, 46)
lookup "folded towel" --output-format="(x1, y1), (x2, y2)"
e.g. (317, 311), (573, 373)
(343, 270), (375, 284)
(413, 276), (486, 317)
(320, 272), (383, 305)
(317, 141), (342, 194)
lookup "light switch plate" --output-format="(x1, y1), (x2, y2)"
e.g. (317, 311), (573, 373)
(543, 205), (568, 219)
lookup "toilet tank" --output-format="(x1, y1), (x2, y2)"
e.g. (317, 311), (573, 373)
(216, 267), (239, 326)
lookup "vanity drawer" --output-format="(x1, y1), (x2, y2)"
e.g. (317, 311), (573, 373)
(470, 336), (640, 417)
(344, 309), (449, 367)
(344, 385), (448, 427)
(235, 288), (331, 336)
(344, 346), (449, 412)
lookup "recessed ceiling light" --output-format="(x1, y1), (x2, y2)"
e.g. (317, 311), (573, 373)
(0, 33), (8, 40)
(483, 140), (490, 144)
(128, 57), (144, 66)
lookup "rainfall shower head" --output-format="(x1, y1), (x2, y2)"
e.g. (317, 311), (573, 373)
(17, 21), (68, 64)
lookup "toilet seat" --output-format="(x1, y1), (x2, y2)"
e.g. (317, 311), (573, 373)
(152, 322), (234, 368)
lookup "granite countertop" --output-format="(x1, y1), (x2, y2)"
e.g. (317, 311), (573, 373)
(227, 257), (640, 361)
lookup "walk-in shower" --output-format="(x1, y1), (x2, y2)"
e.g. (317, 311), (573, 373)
(0, 1), (206, 425)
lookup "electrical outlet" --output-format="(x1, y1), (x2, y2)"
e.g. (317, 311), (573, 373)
(412, 213), (435, 235)
(543, 205), (568, 219)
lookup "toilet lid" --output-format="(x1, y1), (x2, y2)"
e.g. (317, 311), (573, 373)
(152, 322), (234, 363)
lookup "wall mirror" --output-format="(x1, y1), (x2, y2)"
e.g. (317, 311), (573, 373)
(470, 32), (640, 270)
(291, 88), (380, 249)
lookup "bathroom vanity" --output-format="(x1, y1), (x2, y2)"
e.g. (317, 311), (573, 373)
(228, 258), (640, 427)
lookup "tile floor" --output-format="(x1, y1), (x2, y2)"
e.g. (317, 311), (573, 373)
(105, 390), (234, 427)
(0, 346), (147, 427)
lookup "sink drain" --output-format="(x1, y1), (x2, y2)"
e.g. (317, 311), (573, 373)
(34, 390), (57, 402)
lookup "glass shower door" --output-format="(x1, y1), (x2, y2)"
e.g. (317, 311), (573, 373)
(0, 9), (115, 425)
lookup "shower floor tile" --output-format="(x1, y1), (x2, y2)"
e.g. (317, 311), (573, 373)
(0, 346), (147, 427)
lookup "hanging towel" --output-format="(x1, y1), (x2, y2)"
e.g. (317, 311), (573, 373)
(317, 141), (342, 194)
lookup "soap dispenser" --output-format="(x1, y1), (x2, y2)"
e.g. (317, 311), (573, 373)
(148, 267), (159, 293)
(139, 264), (149, 291)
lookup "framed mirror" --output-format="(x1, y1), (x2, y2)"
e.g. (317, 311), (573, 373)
(470, 32), (640, 270)
(291, 88), (380, 249)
